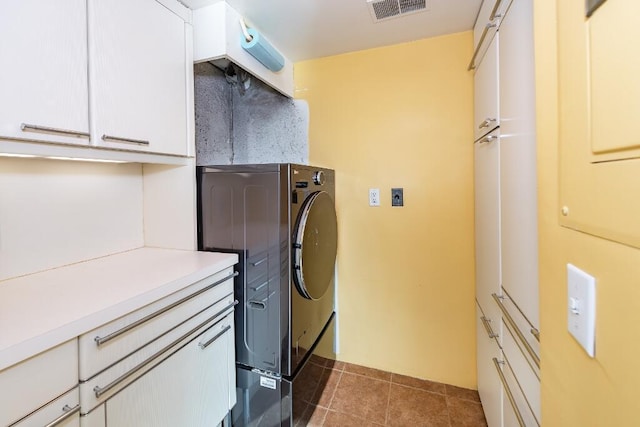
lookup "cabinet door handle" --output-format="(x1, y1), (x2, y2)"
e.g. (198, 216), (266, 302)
(102, 134), (150, 145)
(94, 272), (237, 346)
(477, 135), (497, 145)
(43, 404), (81, 427)
(493, 358), (526, 427)
(481, 316), (499, 338)
(199, 324), (232, 349)
(530, 327), (540, 342)
(478, 118), (497, 130)
(467, 22), (497, 71)
(21, 123), (89, 138)
(492, 293), (540, 368)
(489, 0), (504, 21)
(93, 302), (236, 398)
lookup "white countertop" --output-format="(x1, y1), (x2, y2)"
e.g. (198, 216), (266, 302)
(0, 247), (237, 371)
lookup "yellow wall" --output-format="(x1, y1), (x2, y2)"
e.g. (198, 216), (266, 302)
(535, 0), (640, 425)
(295, 32), (477, 388)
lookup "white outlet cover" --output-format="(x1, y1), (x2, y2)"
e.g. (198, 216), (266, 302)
(369, 188), (380, 207)
(567, 264), (596, 357)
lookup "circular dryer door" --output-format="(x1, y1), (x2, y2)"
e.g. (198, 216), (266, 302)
(293, 191), (338, 300)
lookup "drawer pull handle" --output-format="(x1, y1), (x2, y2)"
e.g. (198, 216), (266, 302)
(251, 257), (268, 267)
(493, 358), (526, 427)
(251, 280), (269, 292)
(199, 325), (232, 349)
(95, 271), (238, 346)
(467, 22), (497, 71)
(102, 134), (150, 145)
(44, 404), (81, 427)
(20, 123), (89, 138)
(94, 303), (236, 398)
(481, 316), (499, 338)
(492, 293), (540, 369)
(478, 118), (497, 130)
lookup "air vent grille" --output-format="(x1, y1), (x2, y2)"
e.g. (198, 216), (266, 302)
(400, 0), (426, 13)
(367, 0), (428, 22)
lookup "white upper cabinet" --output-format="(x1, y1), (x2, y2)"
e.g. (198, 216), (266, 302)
(89, 0), (188, 156)
(193, 2), (294, 98)
(0, 0), (89, 146)
(0, 0), (192, 163)
(474, 36), (500, 141)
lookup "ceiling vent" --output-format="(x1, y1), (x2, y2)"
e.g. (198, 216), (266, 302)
(367, 0), (429, 23)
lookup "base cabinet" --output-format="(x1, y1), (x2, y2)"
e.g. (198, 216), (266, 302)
(78, 270), (237, 427)
(96, 314), (235, 427)
(0, 251), (238, 427)
(476, 304), (502, 427)
(0, 340), (79, 427)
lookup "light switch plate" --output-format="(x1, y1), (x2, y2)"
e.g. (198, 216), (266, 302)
(567, 264), (596, 357)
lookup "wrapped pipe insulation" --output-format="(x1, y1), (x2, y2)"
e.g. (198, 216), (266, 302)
(240, 27), (285, 72)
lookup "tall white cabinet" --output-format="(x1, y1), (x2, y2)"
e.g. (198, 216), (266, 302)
(471, 0), (540, 426)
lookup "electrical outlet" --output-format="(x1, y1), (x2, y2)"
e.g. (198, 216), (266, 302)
(369, 188), (380, 207)
(567, 264), (596, 357)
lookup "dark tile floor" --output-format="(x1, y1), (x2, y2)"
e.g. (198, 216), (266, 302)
(293, 356), (488, 427)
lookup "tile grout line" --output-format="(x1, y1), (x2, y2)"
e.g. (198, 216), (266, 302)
(319, 368), (344, 425)
(323, 368), (343, 411)
(384, 375), (393, 426)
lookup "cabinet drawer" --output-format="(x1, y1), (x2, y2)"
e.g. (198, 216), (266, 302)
(79, 404), (105, 427)
(12, 388), (80, 427)
(79, 287), (235, 412)
(476, 303), (502, 427)
(494, 290), (540, 364)
(497, 352), (539, 427)
(78, 267), (234, 380)
(105, 313), (235, 426)
(0, 339), (78, 426)
(502, 321), (540, 422)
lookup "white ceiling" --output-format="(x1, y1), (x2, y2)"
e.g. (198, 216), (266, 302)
(181, 0), (483, 62)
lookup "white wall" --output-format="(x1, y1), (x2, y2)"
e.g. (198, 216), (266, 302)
(143, 161), (197, 251)
(0, 158), (144, 280)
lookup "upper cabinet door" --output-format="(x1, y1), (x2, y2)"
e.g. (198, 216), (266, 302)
(474, 36), (499, 141)
(89, 0), (188, 156)
(0, 0), (89, 145)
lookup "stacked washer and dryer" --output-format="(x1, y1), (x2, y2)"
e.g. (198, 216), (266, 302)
(197, 164), (338, 426)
